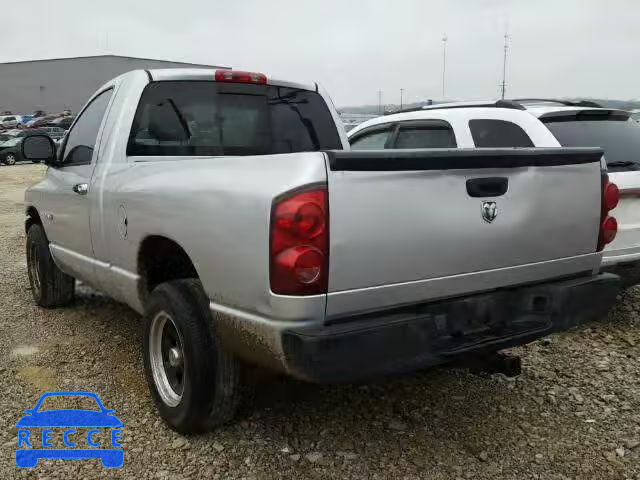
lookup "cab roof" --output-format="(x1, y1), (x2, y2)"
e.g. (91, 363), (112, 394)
(146, 68), (317, 92)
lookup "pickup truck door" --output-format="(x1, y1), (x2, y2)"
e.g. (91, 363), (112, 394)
(43, 88), (114, 282)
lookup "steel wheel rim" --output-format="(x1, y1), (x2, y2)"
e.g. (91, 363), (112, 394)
(28, 242), (41, 298)
(5, 154), (15, 165)
(149, 311), (185, 407)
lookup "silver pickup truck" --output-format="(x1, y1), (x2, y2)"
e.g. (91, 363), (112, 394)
(22, 68), (619, 433)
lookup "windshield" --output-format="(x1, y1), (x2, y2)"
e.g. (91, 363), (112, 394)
(1, 138), (20, 147)
(127, 81), (342, 157)
(36, 395), (102, 412)
(543, 116), (640, 171)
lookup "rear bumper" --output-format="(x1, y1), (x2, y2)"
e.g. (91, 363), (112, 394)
(602, 245), (640, 287)
(278, 273), (620, 382)
(15, 448), (124, 468)
(601, 247), (640, 268)
(602, 262), (640, 288)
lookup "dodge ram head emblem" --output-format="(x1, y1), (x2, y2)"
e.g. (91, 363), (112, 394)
(481, 201), (497, 223)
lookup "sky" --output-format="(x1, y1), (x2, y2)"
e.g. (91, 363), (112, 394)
(8, 0), (640, 107)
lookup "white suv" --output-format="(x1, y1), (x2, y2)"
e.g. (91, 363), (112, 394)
(348, 101), (562, 150)
(348, 100), (638, 286)
(518, 99), (640, 286)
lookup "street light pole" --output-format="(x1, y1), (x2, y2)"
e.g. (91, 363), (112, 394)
(378, 90), (383, 114)
(442, 34), (447, 98)
(400, 88), (404, 110)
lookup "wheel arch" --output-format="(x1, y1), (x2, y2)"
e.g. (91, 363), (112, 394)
(136, 235), (200, 302)
(25, 206), (42, 234)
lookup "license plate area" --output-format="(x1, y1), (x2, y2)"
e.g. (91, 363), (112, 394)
(428, 289), (554, 351)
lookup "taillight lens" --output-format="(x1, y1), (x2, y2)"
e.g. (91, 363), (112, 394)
(601, 216), (617, 244)
(270, 188), (328, 295)
(598, 175), (618, 251)
(604, 181), (619, 211)
(214, 69), (267, 85)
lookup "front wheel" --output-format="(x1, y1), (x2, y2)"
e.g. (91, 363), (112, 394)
(3, 152), (17, 165)
(26, 224), (75, 307)
(143, 279), (243, 433)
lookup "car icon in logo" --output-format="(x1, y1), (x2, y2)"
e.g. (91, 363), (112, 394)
(15, 391), (123, 468)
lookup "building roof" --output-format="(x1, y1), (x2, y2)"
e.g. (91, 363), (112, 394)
(0, 54), (227, 68)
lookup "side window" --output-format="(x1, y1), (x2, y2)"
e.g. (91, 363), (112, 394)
(394, 123), (456, 148)
(60, 89), (113, 166)
(349, 128), (392, 150)
(469, 119), (534, 148)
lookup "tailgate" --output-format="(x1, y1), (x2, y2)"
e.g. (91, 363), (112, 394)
(324, 148), (604, 318)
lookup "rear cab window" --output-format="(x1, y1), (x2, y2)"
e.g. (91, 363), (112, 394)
(541, 111), (640, 172)
(127, 81), (342, 156)
(469, 119), (534, 148)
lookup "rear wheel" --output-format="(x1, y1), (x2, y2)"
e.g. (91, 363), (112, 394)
(143, 279), (243, 433)
(26, 224), (75, 307)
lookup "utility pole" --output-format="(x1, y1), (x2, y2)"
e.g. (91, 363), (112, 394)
(442, 34), (448, 99)
(400, 88), (405, 110)
(377, 90), (383, 114)
(500, 32), (509, 99)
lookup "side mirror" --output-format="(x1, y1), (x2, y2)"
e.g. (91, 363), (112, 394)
(22, 134), (57, 166)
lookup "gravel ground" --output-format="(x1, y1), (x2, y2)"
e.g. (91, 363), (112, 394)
(0, 163), (639, 479)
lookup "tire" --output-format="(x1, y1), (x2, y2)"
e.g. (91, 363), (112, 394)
(3, 152), (17, 165)
(31, 159), (41, 164)
(143, 279), (243, 433)
(26, 224), (75, 308)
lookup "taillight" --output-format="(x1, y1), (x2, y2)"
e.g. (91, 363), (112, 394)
(598, 174), (619, 251)
(270, 187), (328, 295)
(603, 181), (619, 211)
(214, 69), (267, 85)
(601, 216), (617, 244)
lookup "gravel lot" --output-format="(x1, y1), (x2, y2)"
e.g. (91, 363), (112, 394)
(0, 163), (639, 479)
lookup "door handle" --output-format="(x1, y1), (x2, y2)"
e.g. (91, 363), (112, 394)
(466, 177), (508, 197)
(72, 183), (88, 195)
